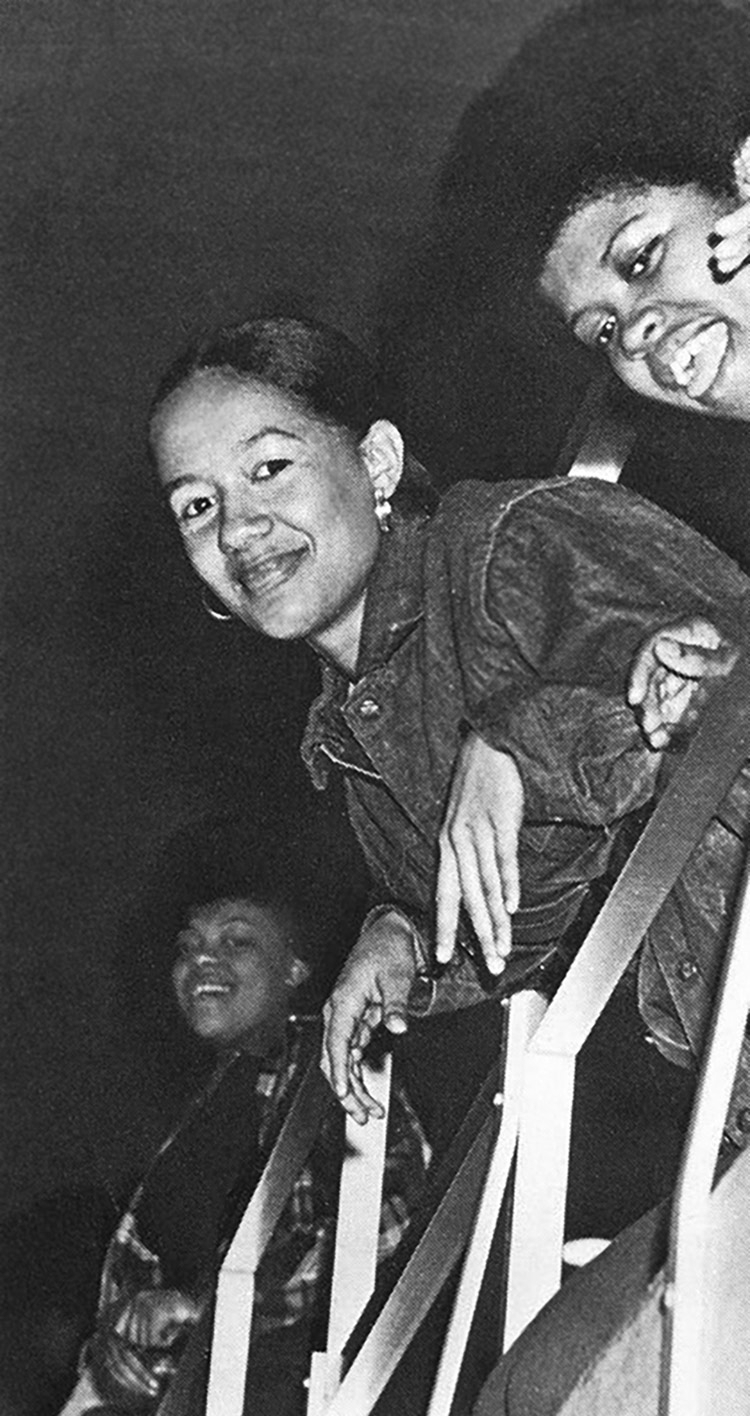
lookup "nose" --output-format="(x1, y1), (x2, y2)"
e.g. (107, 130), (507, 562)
(619, 304), (668, 360)
(218, 493), (274, 555)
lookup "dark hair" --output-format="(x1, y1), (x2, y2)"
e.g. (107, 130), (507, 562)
(433, 0), (750, 306)
(150, 314), (437, 513)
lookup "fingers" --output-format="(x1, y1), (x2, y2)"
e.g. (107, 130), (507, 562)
(437, 824), (514, 974)
(436, 740), (523, 973)
(653, 635), (738, 680)
(639, 670), (695, 749)
(322, 992), (362, 1103)
(435, 840), (461, 965)
(711, 202), (750, 276)
(321, 923), (414, 1123)
(627, 639), (655, 708)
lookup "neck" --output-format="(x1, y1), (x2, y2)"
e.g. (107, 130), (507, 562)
(308, 590), (366, 678)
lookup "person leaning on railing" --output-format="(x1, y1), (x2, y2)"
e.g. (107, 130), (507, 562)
(147, 312), (750, 1157)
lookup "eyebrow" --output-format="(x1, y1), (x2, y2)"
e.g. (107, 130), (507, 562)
(160, 425), (303, 498)
(602, 212), (647, 265)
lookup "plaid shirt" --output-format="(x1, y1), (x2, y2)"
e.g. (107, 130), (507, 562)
(79, 1025), (429, 1412)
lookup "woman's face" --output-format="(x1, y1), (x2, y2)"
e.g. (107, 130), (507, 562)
(172, 898), (297, 1049)
(540, 184), (750, 421)
(153, 373), (384, 672)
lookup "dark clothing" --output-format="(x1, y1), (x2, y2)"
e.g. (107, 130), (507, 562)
(302, 478), (750, 1138)
(64, 1028), (428, 1416)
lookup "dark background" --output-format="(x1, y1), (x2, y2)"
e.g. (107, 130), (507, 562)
(3, 0), (579, 1239)
(4, 5), (750, 1408)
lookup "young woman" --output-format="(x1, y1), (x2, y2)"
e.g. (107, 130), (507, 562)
(431, 0), (750, 426)
(60, 890), (427, 1416)
(147, 313), (747, 1136)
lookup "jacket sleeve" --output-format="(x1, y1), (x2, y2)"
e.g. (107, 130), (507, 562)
(457, 480), (748, 826)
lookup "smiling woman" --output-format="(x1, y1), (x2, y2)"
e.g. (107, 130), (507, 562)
(432, 0), (750, 425)
(539, 185), (744, 417)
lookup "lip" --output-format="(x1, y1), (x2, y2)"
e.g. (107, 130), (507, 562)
(233, 548), (308, 597)
(185, 973), (234, 1001)
(651, 317), (731, 402)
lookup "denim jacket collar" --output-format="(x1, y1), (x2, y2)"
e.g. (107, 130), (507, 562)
(354, 507), (428, 677)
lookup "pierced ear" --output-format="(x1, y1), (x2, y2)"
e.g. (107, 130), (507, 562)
(287, 955), (311, 990)
(733, 135), (750, 199)
(358, 420), (404, 500)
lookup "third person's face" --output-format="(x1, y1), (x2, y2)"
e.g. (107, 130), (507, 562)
(540, 183), (750, 421)
(153, 373), (382, 672)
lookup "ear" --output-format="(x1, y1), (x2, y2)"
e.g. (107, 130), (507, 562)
(358, 420), (404, 501)
(286, 954), (311, 990)
(733, 135), (750, 200)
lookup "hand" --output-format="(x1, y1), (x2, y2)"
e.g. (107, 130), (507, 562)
(627, 617), (738, 750)
(92, 1289), (201, 1404)
(113, 1287), (201, 1350)
(322, 911), (416, 1125)
(710, 200), (750, 278)
(711, 141), (750, 278)
(435, 734), (523, 975)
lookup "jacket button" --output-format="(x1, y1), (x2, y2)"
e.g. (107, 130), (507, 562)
(358, 698), (380, 719)
(736, 1107), (750, 1134)
(676, 955), (699, 983)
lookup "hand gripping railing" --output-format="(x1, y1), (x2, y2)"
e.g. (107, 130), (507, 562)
(195, 644), (750, 1416)
(320, 644), (750, 1416)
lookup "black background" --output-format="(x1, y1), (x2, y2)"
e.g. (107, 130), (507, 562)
(3, 0), (579, 1234)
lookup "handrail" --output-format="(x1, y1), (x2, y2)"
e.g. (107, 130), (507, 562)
(503, 645), (750, 1344)
(307, 1055), (393, 1414)
(661, 843), (750, 1416)
(206, 1048), (333, 1416)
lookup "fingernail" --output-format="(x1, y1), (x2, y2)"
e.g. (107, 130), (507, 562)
(487, 956), (506, 976)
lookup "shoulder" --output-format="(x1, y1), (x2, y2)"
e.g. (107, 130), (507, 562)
(432, 477), (749, 590)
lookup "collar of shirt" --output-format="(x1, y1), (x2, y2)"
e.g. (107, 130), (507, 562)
(354, 507), (428, 676)
(301, 509), (428, 785)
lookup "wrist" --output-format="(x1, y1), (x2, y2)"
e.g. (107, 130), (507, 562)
(361, 904), (436, 1016)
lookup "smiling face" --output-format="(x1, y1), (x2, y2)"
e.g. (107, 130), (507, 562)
(152, 372), (397, 674)
(540, 184), (750, 421)
(172, 898), (301, 1051)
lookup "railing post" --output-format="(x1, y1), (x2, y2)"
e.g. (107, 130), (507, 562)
(307, 1057), (392, 1415)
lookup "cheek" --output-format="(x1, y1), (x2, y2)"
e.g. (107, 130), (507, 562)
(172, 963), (188, 1003)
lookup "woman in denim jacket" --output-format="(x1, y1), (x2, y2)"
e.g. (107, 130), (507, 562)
(149, 313), (748, 1144)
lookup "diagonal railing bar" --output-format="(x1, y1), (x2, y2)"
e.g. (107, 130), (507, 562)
(321, 1109), (499, 1416)
(205, 1042), (335, 1416)
(504, 644), (750, 1344)
(661, 841), (750, 1416)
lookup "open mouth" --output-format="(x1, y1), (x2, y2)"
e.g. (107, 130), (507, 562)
(234, 548), (307, 597)
(188, 977), (233, 1002)
(656, 319), (730, 401)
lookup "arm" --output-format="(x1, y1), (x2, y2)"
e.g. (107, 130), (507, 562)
(433, 480), (746, 966)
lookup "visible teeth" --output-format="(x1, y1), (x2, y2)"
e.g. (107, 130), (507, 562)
(668, 322), (728, 394)
(194, 982), (229, 995)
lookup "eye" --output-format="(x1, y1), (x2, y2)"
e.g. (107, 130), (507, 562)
(224, 932), (259, 952)
(169, 487), (217, 531)
(595, 314), (618, 349)
(182, 493), (216, 521)
(253, 457), (293, 483)
(625, 235), (662, 281)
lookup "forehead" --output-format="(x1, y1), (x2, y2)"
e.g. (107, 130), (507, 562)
(151, 372), (319, 478)
(540, 183), (724, 317)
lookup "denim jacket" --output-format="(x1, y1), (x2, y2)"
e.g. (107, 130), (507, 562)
(301, 478), (750, 1137)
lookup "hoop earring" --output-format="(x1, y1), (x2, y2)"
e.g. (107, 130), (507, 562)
(374, 488), (392, 533)
(201, 588), (233, 622)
